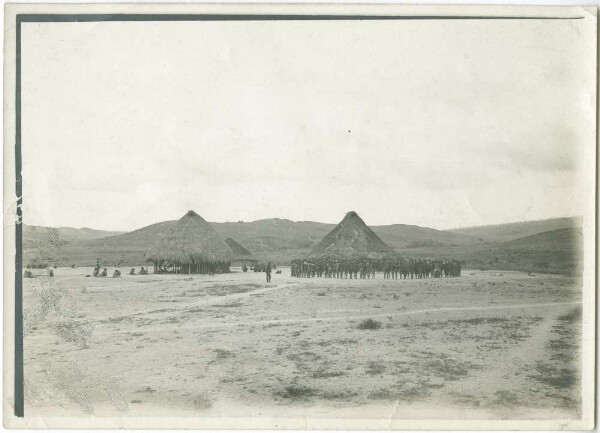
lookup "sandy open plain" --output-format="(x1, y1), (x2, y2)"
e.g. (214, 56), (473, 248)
(22, 267), (582, 421)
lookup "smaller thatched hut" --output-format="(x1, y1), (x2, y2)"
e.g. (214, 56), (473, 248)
(147, 210), (231, 274)
(225, 238), (256, 265)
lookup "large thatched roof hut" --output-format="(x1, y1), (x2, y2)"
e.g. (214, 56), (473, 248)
(148, 210), (231, 274)
(225, 238), (256, 264)
(308, 211), (396, 260)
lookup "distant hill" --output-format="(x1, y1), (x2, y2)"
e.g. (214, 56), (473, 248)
(398, 227), (583, 276)
(23, 224), (125, 245)
(22, 224), (126, 268)
(22, 216), (584, 275)
(214, 219), (335, 252)
(445, 217), (582, 243)
(374, 224), (478, 248)
(33, 217), (475, 266)
(503, 227), (583, 251)
(61, 218), (333, 253)
(22, 219), (332, 267)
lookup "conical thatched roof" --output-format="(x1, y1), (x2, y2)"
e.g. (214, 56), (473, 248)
(148, 210), (231, 263)
(308, 211), (396, 259)
(225, 238), (255, 261)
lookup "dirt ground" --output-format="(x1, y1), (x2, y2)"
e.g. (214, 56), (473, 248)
(22, 267), (582, 421)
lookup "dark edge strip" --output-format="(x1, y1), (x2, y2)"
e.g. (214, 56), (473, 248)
(18, 14), (585, 22)
(14, 14), (24, 418)
(595, 10), (598, 432)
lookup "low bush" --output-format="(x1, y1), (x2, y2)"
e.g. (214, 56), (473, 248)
(357, 319), (382, 330)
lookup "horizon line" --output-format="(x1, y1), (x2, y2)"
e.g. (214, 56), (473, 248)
(22, 214), (583, 234)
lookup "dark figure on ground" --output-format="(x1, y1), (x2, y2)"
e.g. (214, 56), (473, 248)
(49, 269), (54, 277)
(139, 267), (148, 275)
(242, 264), (248, 273)
(266, 262), (272, 283)
(100, 267), (108, 277)
(130, 268), (136, 275)
(113, 269), (121, 278)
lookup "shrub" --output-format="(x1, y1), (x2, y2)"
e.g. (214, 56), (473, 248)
(357, 319), (382, 330)
(365, 361), (386, 375)
(278, 385), (316, 399)
(214, 349), (235, 359)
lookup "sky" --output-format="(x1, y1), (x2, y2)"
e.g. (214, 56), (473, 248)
(21, 16), (596, 231)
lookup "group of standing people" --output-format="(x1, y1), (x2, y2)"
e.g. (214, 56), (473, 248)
(290, 258), (461, 279)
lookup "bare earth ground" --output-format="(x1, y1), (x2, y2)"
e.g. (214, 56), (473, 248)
(23, 268), (582, 421)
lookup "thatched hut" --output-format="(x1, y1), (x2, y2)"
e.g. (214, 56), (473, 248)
(224, 238), (256, 265)
(308, 211), (397, 260)
(148, 210), (231, 274)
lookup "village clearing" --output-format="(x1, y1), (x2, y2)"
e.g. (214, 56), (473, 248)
(22, 268), (582, 420)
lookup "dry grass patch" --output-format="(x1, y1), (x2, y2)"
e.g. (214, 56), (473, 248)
(55, 320), (95, 348)
(193, 394), (213, 410)
(311, 369), (346, 379)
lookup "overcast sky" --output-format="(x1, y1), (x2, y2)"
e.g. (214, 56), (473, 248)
(21, 16), (595, 231)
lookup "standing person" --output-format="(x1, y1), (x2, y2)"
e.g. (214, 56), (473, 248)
(266, 262), (272, 283)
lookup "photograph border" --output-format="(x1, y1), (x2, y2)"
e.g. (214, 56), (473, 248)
(4, 3), (596, 429)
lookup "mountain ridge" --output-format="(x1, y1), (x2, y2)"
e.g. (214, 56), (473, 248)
(23, 216), (583, 275)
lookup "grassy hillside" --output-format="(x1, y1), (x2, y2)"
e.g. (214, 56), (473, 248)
(397, 228), (583, 276)
(374, 224), (478, 248)
(445, 217), (582, 243)
(23, 224), (125, 245)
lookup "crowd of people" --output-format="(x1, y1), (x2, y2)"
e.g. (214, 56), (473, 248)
(27, 256), (462, 282)
(290, 258), (461, 279)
